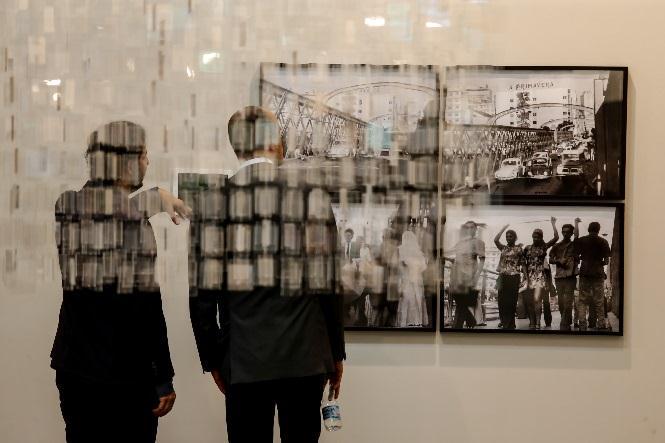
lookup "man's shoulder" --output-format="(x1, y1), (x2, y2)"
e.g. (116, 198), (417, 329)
(56, 188), (81, 200)
(550, 242), (562, 252)
(552, 240), (571, 250)
(574, 235), (589, 245)
(55, 189), (83, 215)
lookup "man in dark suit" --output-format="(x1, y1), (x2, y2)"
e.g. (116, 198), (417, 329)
(52, 121), (190, 443)
(187, 107), (345, 443)
(342, 228), (361, 262)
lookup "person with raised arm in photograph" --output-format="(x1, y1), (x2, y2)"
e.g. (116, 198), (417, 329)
(549, 218), (581, 331)
(573, 221), (611, 331)
(449, 221), (486, 328)
(523, 217), (559, 330)
(494, 225), (527, 330)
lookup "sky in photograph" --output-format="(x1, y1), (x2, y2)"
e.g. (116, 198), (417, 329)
(446, 68), (611, 108)
(262, 64), (437, 97)
(444, 204), (617, 256)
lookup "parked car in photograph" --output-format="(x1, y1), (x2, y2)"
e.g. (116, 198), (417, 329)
(571, 142), (590, 161)
(327, 144), (352, 158)
(556, 152), (584, 176)
(379, 147), (410, 159)
(526, 157), (553, 179)
(495, 157), (525, 181)
(532, 151), (550, 161)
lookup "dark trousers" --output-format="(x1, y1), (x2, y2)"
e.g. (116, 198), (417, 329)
(543, 292), (553, 326)
(555, 277), (576, 330)
(343, 292), (367, 327)
(543, 272), (555, 326)
(579, 277), (606, 329)
(56, 371), (158, 443)
(225, 374), (326, 443)
(452, 290), (478, 328)
(497, 274), (520, 329)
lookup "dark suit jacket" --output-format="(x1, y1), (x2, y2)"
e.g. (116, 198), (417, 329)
(51, 184), (174, 389)
(342, 240), (361, 262)
(184, 161), (345, 384)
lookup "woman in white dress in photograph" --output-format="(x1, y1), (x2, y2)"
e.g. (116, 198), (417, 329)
(397, 231), (429, 327)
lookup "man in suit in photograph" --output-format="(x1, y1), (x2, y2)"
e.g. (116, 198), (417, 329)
(342, 228), (361, 263)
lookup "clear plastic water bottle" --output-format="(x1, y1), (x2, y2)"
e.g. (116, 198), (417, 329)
(322, 389), (342, 432)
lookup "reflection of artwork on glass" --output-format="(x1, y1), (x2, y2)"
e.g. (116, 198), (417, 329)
(332, 195), (437, 331)
(441, 203), (623, 336)
(254, 63), (440, 332)
(179, 155), (440, 332)
(260, 63), (439, 159)
(179, 160), (338, 299)
(55, 121), (163, 294)
(443, 66), (627, 199)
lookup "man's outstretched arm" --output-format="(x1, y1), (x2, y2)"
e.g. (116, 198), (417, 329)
(131, 187), (192, 224)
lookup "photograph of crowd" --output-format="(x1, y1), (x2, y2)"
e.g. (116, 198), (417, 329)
(441, 203), (623, 334)
(443, 66), (627, 199)
(333, 201), (437, 331)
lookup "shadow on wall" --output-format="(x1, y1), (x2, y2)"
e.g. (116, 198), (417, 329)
(345, 329), (630, 371)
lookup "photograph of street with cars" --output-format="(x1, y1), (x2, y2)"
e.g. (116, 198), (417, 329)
(443, 66), (627, 199)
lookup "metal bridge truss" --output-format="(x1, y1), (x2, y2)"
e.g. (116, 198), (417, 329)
(445, 124), (555, 156)
(260, 80), (368, 157)
(442, 124), (558, 191)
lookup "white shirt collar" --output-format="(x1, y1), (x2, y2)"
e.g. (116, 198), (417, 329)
(229, 156), (274, 178)
(239, 157), (273, 168)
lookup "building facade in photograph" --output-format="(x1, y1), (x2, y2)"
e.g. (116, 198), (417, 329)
(447, 78), (598, 137)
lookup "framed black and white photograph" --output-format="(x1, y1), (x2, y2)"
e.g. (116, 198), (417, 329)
(260, 63), (441, 332)
(440, 202), (623, 335)
(332, 200), (438, 332)
(260, 63), (439, 160)
(443, 66), (627, 200)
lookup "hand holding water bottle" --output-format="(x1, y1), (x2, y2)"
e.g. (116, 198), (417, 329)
(322, 361), (344, 432)
(322, 389), (342, 432)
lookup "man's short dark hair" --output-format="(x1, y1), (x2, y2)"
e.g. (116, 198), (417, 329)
(344, 228), (354, 235)
(227, 106), (280, 154)
(562, 224), (574, 232)
(588, 222), (601, 233)
(506, 229), (517, 238)
(86, 121), (146, 158)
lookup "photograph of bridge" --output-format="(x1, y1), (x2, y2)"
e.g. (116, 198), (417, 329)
(440, 202), (623, 335)
(260, 63), (439, 160)
(443, 66), (627, 199)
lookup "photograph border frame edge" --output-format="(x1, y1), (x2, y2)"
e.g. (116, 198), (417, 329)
(439, 200), (625, 337)
(443, 65), (629, 202)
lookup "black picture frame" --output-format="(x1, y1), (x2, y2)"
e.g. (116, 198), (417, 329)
(260, 62), (441, 332)
(440, 200), (624, 336)
(443, 65), (628, 201)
